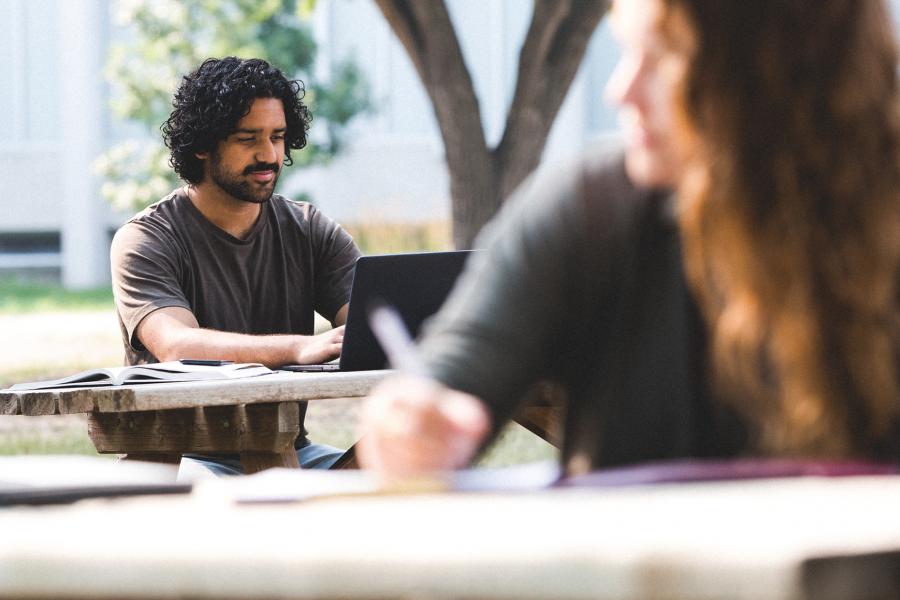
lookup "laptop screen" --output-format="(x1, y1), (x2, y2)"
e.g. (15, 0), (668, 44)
(338, 250), (474, 371)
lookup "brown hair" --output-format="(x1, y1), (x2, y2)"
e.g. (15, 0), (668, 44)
(663, 0), (900, 456)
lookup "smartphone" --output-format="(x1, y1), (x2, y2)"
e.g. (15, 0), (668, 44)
(178, 359), (234, 366)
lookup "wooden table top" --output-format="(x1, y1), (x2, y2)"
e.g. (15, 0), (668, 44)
(1, 473), (899, 599)
(1, 370), (388, 416)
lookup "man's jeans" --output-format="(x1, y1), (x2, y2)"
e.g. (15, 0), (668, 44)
(178, 443), (344, 479)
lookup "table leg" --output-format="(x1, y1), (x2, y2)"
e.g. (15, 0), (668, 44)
(240, 449), (300, 474)
(88, 403), (300, 473)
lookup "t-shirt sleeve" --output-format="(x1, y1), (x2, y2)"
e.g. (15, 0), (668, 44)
(308, 206), (361, 323)
(418, 155), (593, 431)
(110, 221), (192, 352)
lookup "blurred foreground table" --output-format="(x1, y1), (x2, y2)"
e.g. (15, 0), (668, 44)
(1, 474), (900, 599)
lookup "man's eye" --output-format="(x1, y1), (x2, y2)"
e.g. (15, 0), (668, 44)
(237, 137), (255, 143)
(272, 135), (285, 141)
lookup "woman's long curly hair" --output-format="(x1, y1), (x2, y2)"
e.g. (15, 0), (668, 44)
(663, 0), (900, 456)
(162, 57), (311, 184)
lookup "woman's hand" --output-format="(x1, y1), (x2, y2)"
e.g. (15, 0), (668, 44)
(357, 375), (491, 476)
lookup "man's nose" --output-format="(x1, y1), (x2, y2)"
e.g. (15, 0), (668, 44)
(255, 139), (278, 164)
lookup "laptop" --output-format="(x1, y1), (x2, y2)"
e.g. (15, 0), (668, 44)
(283, 250), (474, 372)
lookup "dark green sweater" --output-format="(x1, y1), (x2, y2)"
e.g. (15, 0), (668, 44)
(420, 150), (747, 471)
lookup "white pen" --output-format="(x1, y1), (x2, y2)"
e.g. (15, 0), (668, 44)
(367, 301), (427, 376)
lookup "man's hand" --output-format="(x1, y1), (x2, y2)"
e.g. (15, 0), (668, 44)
(136, 306), (347, 368)
(357, 375), (492, 477)
(294, 325), (344, 364)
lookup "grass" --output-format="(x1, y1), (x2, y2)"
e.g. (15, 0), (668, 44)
(344, 220), (452, 254)
(0, 417), (103, 457)
(304, 398), (557, 468)
(0, 435), (100, 456)
(0, 278), (114, 313)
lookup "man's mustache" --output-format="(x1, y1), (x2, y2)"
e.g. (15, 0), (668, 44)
(243, 162), (280, 175)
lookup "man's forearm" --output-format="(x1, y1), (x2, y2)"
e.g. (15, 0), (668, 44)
(137, 305), (344, 367)
(153, 328), (307, 367)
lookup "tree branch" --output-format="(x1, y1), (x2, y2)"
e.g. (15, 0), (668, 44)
(496, 0), (610, 196)
(374, 0), (609, 247)
(374, 0), (489, 167)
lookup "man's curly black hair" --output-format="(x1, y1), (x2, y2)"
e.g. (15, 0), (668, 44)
(162, 57), (312, 184)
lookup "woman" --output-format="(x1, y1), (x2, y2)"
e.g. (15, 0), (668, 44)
(358, 0), (900, 475)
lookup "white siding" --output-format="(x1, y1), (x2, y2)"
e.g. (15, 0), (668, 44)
(0, 0), (65, 231)
(2, 0), (900, 286)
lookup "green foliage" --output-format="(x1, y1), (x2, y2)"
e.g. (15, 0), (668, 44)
(97, 0), (369, 211)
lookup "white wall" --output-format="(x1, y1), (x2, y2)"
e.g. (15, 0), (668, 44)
(2, 0), (900, 287)
(0, 0), (118, 288)
(0, 0), (64, 232)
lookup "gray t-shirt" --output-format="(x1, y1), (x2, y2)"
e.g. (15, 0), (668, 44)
(111, 189), (360, 366)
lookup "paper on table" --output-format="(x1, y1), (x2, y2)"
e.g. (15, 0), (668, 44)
(228, 460), (562, 504)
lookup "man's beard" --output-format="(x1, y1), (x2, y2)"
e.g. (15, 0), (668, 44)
(209, 154), (281, 205)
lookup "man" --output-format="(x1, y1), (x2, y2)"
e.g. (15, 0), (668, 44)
(111, 57), (361, 474)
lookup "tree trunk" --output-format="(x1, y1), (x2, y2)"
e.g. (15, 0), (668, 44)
(375, 0), (610, 248)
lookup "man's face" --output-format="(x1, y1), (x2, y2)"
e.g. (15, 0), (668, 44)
(204, 97), (287, 204)
(605, 0), (689, 188)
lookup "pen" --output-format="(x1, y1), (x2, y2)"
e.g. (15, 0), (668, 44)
(179, 359), (234, 366)
(366, 301), (427, 376)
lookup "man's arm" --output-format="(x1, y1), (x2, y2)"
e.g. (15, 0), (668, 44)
(333, 303), (349, 327)
(136, 306), (344, 367)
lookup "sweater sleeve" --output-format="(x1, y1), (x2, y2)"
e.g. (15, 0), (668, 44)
(418, 154), (597, 432)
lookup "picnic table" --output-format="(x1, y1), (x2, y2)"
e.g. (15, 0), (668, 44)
(0, 371), (387, 473)
(1, 372), (564, 474)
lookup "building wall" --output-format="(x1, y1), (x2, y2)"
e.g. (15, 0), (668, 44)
(1, 0), (899, 287)
(0, 0), (118, 287)
(0, 0), (64, 232)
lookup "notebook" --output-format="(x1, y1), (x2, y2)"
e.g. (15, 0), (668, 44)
(283, 250), (474, 372)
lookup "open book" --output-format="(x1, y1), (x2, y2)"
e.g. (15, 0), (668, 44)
(7, 361), (273, 391)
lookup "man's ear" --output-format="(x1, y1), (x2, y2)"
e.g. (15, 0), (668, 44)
(195, 151), (209, 160)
